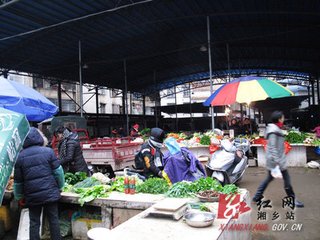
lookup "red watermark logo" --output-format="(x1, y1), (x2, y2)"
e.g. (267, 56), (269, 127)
(217, 194), (251, 219)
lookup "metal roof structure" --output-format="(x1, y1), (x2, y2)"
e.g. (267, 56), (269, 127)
(1, 0), (320, 95)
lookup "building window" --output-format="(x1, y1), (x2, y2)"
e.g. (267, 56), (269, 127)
(100, 103), (106, 114)
(43, 79), (51, 89)
(111, 89), (121, 98)
(33, 77), (44, 88)
(183, 85), (191, 98)
(112, 104), (121, 114)
(132, 92), (142, 100)
(62, 83), (76, 92)
(61, 99), (76, 112)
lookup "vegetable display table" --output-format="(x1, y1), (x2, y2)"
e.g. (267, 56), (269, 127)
(60, 189), (252, 240)
(251, 144), (307, 167)
(60, 191), (165, 228)
(108, 189), (251, 240)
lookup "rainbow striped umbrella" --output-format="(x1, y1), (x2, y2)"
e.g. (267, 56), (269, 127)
(203, 76), (294, 106)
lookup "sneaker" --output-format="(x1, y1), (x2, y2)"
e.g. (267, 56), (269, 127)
(295, 200), (304, 208)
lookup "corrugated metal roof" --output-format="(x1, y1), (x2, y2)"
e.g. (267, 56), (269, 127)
(0, 0), (319, 94)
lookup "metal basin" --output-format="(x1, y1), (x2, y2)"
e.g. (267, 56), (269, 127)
(184, 212), (215, 228)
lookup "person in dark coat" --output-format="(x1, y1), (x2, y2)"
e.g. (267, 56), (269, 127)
(54, 126), (89, 175)
(14, 127), (65, 240)
(135, 127), (166, 178)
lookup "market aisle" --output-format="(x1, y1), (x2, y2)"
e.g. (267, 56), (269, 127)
(238, 167), (320, 240)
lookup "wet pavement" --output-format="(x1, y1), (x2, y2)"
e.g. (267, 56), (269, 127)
(238, 166), (320, 240)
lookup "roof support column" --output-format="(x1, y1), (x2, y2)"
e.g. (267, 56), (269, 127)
(317, 77), (319, 105)
(174, 85), (178, 131)
(78, 40), (83, 117)
(95, 86), (99, 116)
(124, 59), (129, 136)
(307, 85), (311, 107)
(143, 95), (146, 116)
(143, 95), (146, 128)
(226, 43), (230, 82)
(189, 83), (194, 131)
(58, 81), (62, 114)
(207, 16), (215, 130)
(95, 86), (99, 137)
(311, 76), (315, 105)
(153, 70), (159, 127)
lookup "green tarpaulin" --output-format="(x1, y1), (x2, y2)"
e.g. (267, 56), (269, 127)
(0, 108), (29, 204)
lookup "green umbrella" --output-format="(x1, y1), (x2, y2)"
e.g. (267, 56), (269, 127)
(0, 107), (29, 203)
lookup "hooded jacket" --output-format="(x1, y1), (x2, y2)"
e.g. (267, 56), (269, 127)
(265, 123), (287, 170)
(58, 132), (89, 174)
(14, 127), (64, 206)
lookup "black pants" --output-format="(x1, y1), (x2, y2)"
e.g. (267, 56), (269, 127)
(254, 169), (295, 199)
(29, 202), (61, 240)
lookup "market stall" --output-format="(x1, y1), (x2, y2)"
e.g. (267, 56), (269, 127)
(251, 130), (320, 167)
(251, 143), (308, 167)
(57, 173), (252, 239)
(60, 189), (251, 240)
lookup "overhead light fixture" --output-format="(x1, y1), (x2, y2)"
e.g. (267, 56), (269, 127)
(199, 45), (207, 52)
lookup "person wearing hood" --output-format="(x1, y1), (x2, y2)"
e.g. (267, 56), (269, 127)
(135, 127), (166, 178)
(54, 126), (89, 175)
(14, 127), (65, 240)
(252, 111), (304, 208)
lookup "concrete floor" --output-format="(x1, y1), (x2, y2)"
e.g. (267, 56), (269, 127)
(238, 166), (320, 240)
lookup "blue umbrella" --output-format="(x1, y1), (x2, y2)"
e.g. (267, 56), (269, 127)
(0, 77), (58, 121)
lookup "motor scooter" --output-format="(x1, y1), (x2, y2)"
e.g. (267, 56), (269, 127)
(206, 138), (250, 185)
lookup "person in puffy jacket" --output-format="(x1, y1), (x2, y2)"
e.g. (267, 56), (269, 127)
(14, 127), (65, 240)
(252, 111), (304, 208)
(54, 126), (89, 175)
(135, 127), (166, 178)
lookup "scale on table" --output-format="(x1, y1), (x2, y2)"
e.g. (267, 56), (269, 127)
(147, 198), (189, 220)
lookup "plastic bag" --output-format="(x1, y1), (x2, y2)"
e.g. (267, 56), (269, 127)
(271, 165), (283, 179)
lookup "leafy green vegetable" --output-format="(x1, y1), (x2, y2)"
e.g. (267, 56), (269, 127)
(110, 176), (125, 192)
(220, 184), (238, 194)
(75, 185), (111, 206)
(200, 135), (211, 145)
(73, 177), (100, 188)
(75, 172), (87, 182)
(136, 178), (169, 194)
(166, 181), (194, 198)
(140, 128), (151, 136)
(199, 203), (211, 212)
(285, 131), (306, 143)
(312, 139), (320, 146)
(64, 172), (88, 185)
(166, 178), (238, 198)
(62, 183), (74, 192)
(191, 177), (222, 192)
